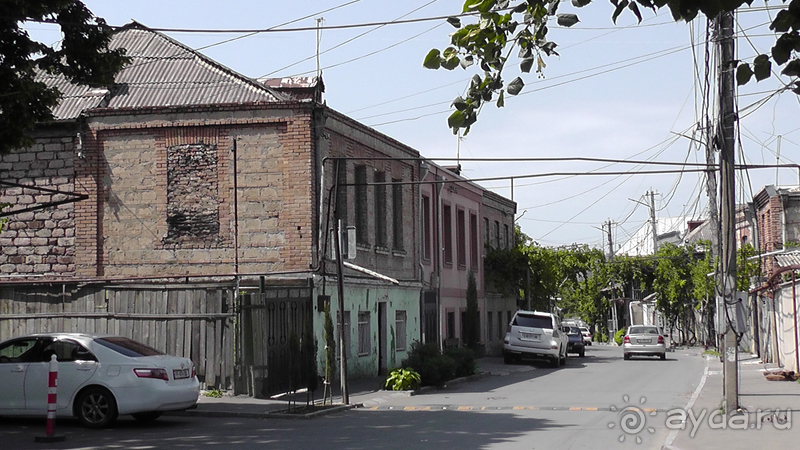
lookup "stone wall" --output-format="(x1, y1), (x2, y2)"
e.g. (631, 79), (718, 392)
(0, 136), (76, 276)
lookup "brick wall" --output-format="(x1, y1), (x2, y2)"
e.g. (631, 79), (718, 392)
(0, 136), (76, 276)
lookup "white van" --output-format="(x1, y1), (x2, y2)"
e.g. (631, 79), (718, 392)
(503, 310), (568, 367)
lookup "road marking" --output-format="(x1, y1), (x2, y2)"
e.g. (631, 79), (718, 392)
(359, 405), (669, 412)
(662, 355), (710, 448)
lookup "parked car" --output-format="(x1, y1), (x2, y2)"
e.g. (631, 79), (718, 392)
(0, 333), (199, 428)
(565, 326), (586, 357)
(503, 310), (568, 367)
(579, 326), (592, 346)
(622, 326), (667, 360)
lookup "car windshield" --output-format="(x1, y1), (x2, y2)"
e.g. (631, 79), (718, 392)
(568, 327), (581, 335)
(628, 326), (660, 335)
(513, 314), (552, 329)
(94, 336), (163, 357)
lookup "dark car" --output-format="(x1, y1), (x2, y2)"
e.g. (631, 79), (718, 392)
(564, 326), (585, 357)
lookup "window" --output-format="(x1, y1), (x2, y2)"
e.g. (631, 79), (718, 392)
(494, 220), (501, 249)
(164, 144), (219, 245)
(392, 178), (404, 250)
(447, 311), (456, 339)
(422, 195), (431, 260)
(498, 311), (504, 339)
(487, 311), (493, 342)
(358, 311), (371, 356)
(443, 204), (453, 264)
(470, 213), (478, 268)
(395, 310), (407, 351)
(504, 224), (510, 249)
(374, 171), (387, 247)
(334, 159), (348, 226)
(484, 217), (490, 247)
(456, 208), (466, 267)
(355, 166), (368, 244)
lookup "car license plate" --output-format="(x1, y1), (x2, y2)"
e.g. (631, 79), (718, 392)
(173, 368), (190, 379)
(520, 332), (540, 340)
(638, 339), (652, 344)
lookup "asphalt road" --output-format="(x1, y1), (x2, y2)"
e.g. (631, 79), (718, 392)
(0, 345), (708, 450)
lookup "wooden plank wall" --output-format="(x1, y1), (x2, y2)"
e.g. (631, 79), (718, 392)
(0, 284), (235, 390)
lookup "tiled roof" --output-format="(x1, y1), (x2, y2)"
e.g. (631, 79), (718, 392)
(41, 21), (286, 121)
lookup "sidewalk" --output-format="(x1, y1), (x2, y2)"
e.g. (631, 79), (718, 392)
(663, 352), (800, 450)
(177, 357), (531, 419)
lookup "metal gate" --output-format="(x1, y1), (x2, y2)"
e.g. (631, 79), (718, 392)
(422, 290), (438, 345)
(237, 287), (313, 398)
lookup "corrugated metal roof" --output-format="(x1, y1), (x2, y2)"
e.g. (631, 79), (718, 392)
(43, 22), (285, 120)
(775, 251), (800, 267)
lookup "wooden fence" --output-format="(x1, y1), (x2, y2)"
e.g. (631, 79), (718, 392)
(0, 284), (235, 390)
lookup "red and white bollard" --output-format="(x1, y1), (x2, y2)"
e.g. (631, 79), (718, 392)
(35, 354), (65, 443)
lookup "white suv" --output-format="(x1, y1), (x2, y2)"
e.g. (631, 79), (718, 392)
(503, 310), (568, 367)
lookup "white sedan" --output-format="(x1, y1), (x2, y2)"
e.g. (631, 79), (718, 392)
(0, 333), (199, 428)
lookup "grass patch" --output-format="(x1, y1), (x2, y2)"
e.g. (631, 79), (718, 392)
(703, 349), (721, 357)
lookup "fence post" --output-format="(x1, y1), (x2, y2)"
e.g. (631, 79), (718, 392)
(34, 354), (65, 443)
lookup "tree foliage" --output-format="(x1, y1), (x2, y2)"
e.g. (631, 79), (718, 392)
(1, 0), (129, 154)
(464, 270), (480, 349)
(426, 0), (800, 134)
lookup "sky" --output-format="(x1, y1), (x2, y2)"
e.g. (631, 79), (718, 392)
(26, 1), (799, 251)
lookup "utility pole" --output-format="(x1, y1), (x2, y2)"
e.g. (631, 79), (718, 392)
(649, 190), (658, 254)
(606, 220), (614, 262)
(717, 10), (739, 414)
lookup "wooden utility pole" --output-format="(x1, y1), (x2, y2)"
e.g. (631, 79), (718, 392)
(649, 190), (658, 254)
(717, 10), (739, 414)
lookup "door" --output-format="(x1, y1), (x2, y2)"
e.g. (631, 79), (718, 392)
(378, 302), (387, 375)
(24, 337), (98, 412)
(0, 337), (38, 410)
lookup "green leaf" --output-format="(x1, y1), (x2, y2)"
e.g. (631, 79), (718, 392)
(423, 49), (442, 69)
(513, 3), (528, 13)
(556, 13), (580, 27)
(507, 77), (524, 95)
(769, 10), (794, 33)
(753, 54), (772, 81)
(452, 96), (468, 111)
(497, 90), (505, 108)
(782, 59), (800, 77)
(448, 109), (466, 129)
(772, 37), (793, 65)
(736, 63), (753, 85)
(463, 0), (483, 12)
(572, 0), (592, 7)
(460, 55), (475, 69)
(520, 56), (534, 73)
(447, 17), (462, 28)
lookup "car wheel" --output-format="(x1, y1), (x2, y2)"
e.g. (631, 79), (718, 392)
(132, 411), (163, 422)
(550, 357), (559, 368)
(579, 349), (585, 357)
(623, 353), (630, 361)
(503, 352), (513, 365)
(76, 387), (118, 429)
(660, 353), (666, 361)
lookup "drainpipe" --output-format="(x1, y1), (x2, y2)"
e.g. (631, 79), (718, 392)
(793, 272), (799, 371)
(418, 161), (429, 343)
(435, 171), (444, 352)
(232, 138), (240, 297)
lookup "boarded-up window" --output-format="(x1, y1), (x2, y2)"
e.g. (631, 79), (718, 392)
(355, 166), (368, 244)
(358, 311), (371, 356)
(395, 310), (407, 351)
(164, 144), (219, 245)
(374, 171), (387, 247)
(392, 178), (403, 250)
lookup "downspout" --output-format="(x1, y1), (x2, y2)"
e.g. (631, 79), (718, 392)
(232, 138), (240, 294)
(435, 171), (444, 351)
(418, 161), (429, 343)
(793, 272), (798, 371)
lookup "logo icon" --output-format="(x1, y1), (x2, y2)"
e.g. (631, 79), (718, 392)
(608, 395), (657, 444)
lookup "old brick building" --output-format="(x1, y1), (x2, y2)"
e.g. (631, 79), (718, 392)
(0, 22), (422, 393)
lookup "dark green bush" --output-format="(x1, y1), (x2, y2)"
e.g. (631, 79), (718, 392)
(614, 328), (627, 346)
(445, 346), (476, 378)
(401, 341), (459, 387)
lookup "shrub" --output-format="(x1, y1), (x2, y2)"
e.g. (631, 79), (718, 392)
(594, 333), (608, 343)
(614, 328), (627, 346)
(445, 346), (477, 378)
(401, 341), (457, 387)
(385, 367), (421, 391)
